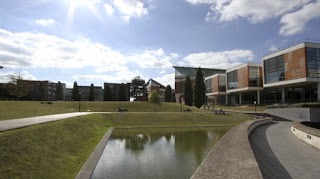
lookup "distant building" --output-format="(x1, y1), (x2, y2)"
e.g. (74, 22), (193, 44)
(205, 73), (227, 105)
(19, 80), (66, 101)
(104, 83), (130, 101)
(145, 79), (166, 102)
(64, 88), (72, 101)
(78, 86), (103, 101)
(173, 66), (226, 102)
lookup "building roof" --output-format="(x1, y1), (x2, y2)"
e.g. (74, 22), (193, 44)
(173, 66), (226, 79)
(145, 79), (166, 88)
(263, 42), (320, 60)
(226, 63), (262, 73)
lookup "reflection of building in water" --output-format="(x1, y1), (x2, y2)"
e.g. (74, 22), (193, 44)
(174, 130), (210, 165)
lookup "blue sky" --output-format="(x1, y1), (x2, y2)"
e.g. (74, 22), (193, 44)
(0, 0), (320, 88)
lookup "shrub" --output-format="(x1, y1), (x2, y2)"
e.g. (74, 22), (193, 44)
(148, 90), (160, 104)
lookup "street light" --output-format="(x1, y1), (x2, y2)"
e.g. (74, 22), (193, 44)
(0, 66), (3, 70)
(78, 92), (82, 112)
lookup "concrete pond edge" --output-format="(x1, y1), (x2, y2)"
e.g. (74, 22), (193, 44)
(291, 122), (320, 150)
(75, 127), (114, 179)
(191, 118), (273, 179)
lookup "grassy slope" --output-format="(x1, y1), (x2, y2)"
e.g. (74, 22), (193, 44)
(102, 112), (250, 127)
(0, 104), (252, 178)
(214, 105), (266, 112)
(0, 115), (108, 179)
(0, 101), (203, 120)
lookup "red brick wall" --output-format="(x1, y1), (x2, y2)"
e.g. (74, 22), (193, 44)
(238, 67), (249, 88)
(175, 81), (184, 93)
(284, 47), (307, 80)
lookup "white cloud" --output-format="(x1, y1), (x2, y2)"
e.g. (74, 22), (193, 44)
(153, 73), (175, 89)
(0, 70), (36, 83)
(131, 48), (177, 69)
(269, 45), (278, 52)
(186, 0), (312, 23)
(181, 50), (254, 69)
(35, 18), (56, 27)
(111, 0), (148, 21)
(0, 28), (177, 86)
(279, 1), (320, 36)
(73, 70), (145, 84)
(186, 0), (318, 36)
(0, 28), (175, 72)
(104, 3), (115, 15)
(186, 0), (214, 5)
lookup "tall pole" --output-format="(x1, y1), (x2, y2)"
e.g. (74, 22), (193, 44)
(78, 92), (81, 112)
(180, 96), (182, 112)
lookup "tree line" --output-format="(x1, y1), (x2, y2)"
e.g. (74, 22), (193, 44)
(183, 67), (206, 108)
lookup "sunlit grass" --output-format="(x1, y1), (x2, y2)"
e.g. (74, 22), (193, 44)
(0, 101), (204, 120)
(0, 104), (253, 178)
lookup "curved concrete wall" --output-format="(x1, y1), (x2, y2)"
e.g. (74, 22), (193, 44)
(291, 123), (320, 150)
(265, 108), (320, 122)
(191, 118), (272, 179)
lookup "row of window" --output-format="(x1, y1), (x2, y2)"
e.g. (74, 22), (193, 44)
(264, 55), (285, 84)
(307, 48), (320, 78)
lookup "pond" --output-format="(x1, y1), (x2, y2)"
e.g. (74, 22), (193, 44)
(91, 127), (230, 179)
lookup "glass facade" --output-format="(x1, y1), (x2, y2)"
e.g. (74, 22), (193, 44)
(306, 48), (320, 77)
(264, 55), (285, 84)
(218, 76), (226, 92)
(227, 70), (238, 90)
(175, 67), (225, 79)
(205, 79), (212, 93)
(249, 67), (260, 87)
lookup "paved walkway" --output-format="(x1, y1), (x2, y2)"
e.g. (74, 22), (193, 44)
(0, 112), (97, 132)
(250, 122), (320, 179)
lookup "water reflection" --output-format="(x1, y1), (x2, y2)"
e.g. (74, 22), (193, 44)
(91, 127), (230, 179)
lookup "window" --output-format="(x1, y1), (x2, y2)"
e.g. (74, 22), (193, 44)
(249, 67), (260, 87)
(205, 79), (212, 93)
(218, 76), (226, 92)
(227, 70), (238, 90)
(264, 55), (285, 84)
(307, 48), (320, 77)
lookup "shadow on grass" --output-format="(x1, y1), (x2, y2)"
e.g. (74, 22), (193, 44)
(249, 122), (292, 179)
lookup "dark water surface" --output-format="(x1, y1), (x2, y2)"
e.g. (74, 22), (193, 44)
(91, 127), (230, 179)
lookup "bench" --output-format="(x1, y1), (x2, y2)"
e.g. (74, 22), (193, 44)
(184, 108), (192, 112)
(118, 107), (128, 112)
(215, 109), (226, 115)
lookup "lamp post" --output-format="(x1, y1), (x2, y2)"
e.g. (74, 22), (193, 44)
(0, 66), (3, 70)
(180, 96), (183, 112)
(78, 92), (81, 112)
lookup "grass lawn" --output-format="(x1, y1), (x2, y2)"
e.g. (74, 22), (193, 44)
(214, 105), (266, 112)
(0, 101), (203, 120)
(0, 114), (108, 179)
(0, 103), (252, 178)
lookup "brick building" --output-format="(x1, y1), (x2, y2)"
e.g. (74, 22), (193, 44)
(263, 42), (320, 103)
(104, 83), (130, 101)
(173, 66), (225, 103)
(205, 74), (227, 105)
(20, 80), (66, 101)
(226, 63), (263, 105)
(78, 86), (103, 101)
(145, 79), (166, 102)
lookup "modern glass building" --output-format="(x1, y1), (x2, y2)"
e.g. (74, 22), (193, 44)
(263, 42), (320, 103)
(173, 66), (225, 102)
(226, 63), (263, 105)
(205, 74), (227, 105)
